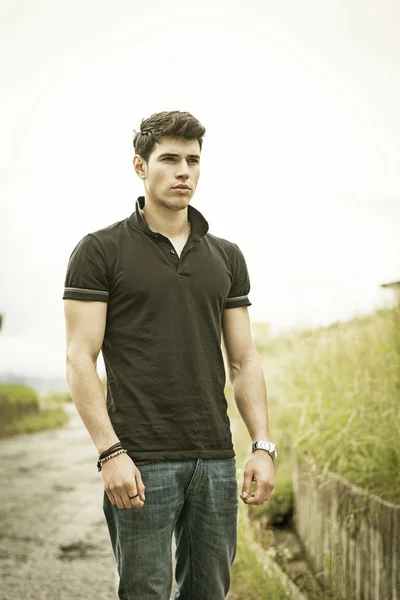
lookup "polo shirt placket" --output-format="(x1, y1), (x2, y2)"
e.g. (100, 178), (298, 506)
(136, 202), (202, 276)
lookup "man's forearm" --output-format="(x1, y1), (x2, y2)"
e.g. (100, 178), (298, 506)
(66, 357), (120, 454)
(230, 350), (270, 442)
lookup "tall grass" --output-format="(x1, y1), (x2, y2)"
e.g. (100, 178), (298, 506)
(263, 306), (400, 503)
(0, 383), (39, 422)
(0, 383), (69, 437)
(1, 407), (69, 436)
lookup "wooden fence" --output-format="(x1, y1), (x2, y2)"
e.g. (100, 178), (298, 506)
(293, 455), (400, 600)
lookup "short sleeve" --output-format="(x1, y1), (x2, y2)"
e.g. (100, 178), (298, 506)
(225, 243), (252, 309)
(63, 234), (110, 303)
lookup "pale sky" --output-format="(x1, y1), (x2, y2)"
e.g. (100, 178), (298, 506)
(1, 0), (399, 378)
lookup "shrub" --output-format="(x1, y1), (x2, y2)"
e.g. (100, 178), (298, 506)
(0, 384), (40, 423)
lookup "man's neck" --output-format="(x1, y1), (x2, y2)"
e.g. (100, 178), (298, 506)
(142, 195), (190, 239)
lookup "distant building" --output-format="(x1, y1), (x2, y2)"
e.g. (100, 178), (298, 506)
(380, 280), (400, 305)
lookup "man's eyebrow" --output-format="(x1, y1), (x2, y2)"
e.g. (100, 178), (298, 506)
(158, 152), (200, 160)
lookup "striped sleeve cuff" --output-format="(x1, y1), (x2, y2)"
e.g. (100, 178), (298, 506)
(63, 287), (110, 302)
(225, 295), (252, 309)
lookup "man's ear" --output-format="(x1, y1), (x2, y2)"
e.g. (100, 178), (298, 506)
(133, 154), (146, 180)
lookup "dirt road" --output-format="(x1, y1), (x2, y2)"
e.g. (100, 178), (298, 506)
(0, 404), (178, 600)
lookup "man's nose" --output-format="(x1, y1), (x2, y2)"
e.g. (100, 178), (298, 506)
(176, 160), (190, 176)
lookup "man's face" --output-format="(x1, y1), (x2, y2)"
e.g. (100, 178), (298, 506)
(137, 136), (201, 211)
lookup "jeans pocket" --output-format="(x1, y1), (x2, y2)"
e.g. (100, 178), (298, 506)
(133, 460), (157, 467)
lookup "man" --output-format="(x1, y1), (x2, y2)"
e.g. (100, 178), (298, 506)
(63, 110), (275, 600)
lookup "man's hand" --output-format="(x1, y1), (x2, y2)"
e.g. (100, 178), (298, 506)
(102, 453), (146, 509)
(240, 450), (274, 505)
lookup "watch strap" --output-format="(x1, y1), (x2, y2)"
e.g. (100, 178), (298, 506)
(251, 440), (277, 461)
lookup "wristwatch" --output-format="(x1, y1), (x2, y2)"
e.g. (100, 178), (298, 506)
(252, 440), (277, 462)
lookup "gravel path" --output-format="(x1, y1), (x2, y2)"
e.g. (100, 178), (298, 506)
(0, 404), (178, 600)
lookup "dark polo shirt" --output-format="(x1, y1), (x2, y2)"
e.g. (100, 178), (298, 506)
(63, 196), (251, 460)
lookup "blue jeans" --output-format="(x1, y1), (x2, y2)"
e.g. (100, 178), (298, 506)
(103, 457), (239, 600)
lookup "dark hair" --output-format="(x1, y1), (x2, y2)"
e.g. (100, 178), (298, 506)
(133, 110), (206, 162)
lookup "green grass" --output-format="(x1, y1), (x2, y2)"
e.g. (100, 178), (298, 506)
(0, 406), (69, 437)
(267, 306), (400, 503)
(0, 383), (70, 438)
(0, 383), (40, 421)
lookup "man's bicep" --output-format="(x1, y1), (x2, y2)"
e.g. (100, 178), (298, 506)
(222, 306), (256, 372)
(64, 299), (108, 363)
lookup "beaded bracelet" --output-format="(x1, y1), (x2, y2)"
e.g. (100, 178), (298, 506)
(97, 449), (127, 472)
(98, 442), (123, 461)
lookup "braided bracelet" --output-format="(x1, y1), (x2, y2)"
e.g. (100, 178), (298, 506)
(98, 442), (123, 461)
(97, 449), (127, 472)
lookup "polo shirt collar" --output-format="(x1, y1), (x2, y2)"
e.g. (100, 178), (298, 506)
(128, 196), (209, 240)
